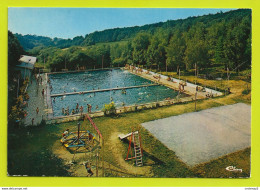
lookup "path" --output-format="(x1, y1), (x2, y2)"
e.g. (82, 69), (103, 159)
(128, 69), (221, 99)
(23, 74), (48, 126)
(109, 131), (152, 176)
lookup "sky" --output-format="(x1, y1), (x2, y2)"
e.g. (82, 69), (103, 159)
(8, 8), (234, 39)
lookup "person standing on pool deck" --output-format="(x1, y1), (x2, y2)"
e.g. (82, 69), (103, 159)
(66, 106), (70, 115)
(36, 107), (39, 114)
(87, 104), (90, 113)
(80, 106), (83, 115)
(87, 104), (91, 113)
(76, 103), (79, 113)
(89, 104), (92, 113)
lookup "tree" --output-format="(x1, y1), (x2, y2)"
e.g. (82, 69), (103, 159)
(147, 35), (166, 70)
(184, 39), (210, 71)
(69, 51), (94, 69)
(8, 31), (25, 72)
(8, 31), (25, 114)
(166, 30), (186, 72)
(214, 36), (225, 65)
(132, 32), (150, 66)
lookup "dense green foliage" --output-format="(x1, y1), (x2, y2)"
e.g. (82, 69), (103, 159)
(8, 31), (26, 116)
(15, 9), (251, 74)
(15, 33), (85, 50)
(8, 31), (25, 76)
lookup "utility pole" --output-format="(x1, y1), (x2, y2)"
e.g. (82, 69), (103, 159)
(96, 150), (99, 177)
(77, 122), (80, 145)
(195, 63), (197, 85)
(195, 92), (197, 112)
(166, 62), (167, 74)
(195, 63), (197, 111)
(179, 69), (181, 81)
(225, 67), (229, 96)
(102, 140), (104, 177)
(44, 56), (45, 69)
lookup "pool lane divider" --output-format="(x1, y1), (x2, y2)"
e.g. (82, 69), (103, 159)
(50, 83), (160, 97)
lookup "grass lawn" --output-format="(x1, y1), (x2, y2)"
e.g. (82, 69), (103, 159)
(8, 77), (251, 177)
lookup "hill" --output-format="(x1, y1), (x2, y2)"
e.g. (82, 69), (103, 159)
(15, 9), (250, 50)
(12, 9), (251, 75)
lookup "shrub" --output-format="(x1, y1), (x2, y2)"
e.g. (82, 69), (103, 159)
(102, 102), (116, 115)
(242, 89), (250, 95)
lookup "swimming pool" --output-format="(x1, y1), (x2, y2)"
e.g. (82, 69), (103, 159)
(49, 69), (185, 117)
(48, 69), (153, 94)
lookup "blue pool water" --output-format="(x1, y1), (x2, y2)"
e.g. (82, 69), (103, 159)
(49, 69), (183, 117)
(48, 69), (153, 95)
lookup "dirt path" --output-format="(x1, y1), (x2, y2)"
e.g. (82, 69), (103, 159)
(109, 131), (153, 176)
(52, 132), (153, 177)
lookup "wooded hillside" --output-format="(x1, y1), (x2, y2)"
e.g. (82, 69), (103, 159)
(13, 9), (251, 75)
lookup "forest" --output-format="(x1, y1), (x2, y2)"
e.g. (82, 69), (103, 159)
(11, 9), (251, 76)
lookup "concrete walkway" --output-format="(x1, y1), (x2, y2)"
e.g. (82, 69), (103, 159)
(128, 69), (222, 99)
(23, 74), (48, 126)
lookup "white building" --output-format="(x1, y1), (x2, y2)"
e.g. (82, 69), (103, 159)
(16, 55), (37, 79)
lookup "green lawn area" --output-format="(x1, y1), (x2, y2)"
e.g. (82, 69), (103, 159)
(8, 78), (251, 177)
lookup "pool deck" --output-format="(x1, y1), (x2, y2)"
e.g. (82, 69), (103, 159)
(127, 68), (222, 99)
(22, 74), (49, 126)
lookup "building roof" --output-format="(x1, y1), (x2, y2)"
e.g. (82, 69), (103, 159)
(16, 55), (37, 69)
